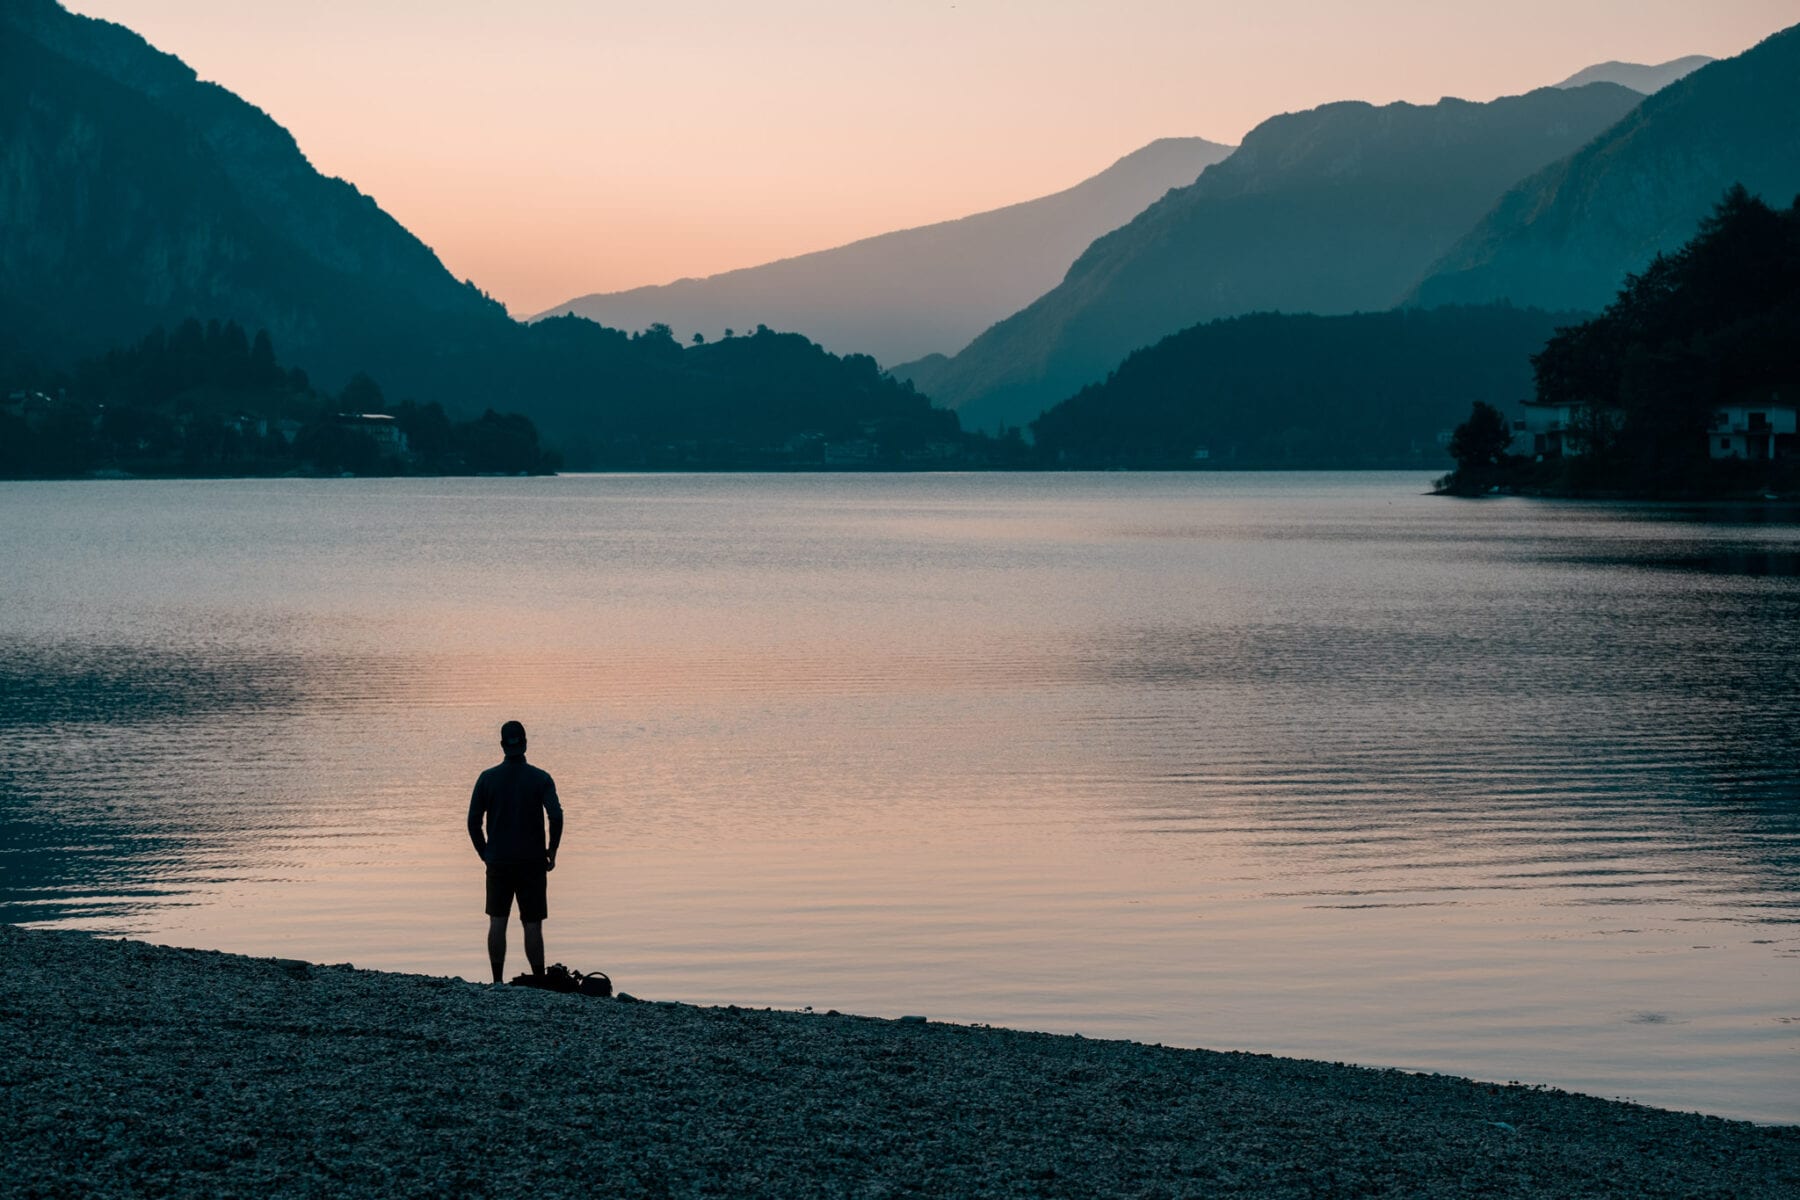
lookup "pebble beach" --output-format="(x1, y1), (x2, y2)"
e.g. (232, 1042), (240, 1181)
(3, 925), (1795, 1198)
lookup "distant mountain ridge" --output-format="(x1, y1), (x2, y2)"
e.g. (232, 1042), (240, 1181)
(894, 82), (1645, 432)
(536, 136), (1234, 366)
(1411, 24), (1800, 313)
(1553, 56), (1713, 93)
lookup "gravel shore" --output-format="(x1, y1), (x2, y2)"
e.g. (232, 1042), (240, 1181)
(3, 925), (1794, 1198)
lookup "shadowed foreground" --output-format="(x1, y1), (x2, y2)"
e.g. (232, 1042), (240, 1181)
(3, 926), (1794, 1198)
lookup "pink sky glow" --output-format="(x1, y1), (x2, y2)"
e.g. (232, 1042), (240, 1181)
(63, 0), (1800, 315)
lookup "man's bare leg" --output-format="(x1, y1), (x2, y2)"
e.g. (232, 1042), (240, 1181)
(523, 920), (545, 977)
(488, 914), (508, 983)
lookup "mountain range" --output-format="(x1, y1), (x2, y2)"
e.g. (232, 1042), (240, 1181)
(7, 0), (1792, 472)
(892, 82), (1645, 432)
(0, 0), (966, 464)
(534, 53), (1702, 377)
(1411, 27), (1800, 313)
(1551, 55), (1713, 93)
(534, 137), (1234, 367)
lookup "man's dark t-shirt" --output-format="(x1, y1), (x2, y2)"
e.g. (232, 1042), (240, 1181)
(468, 756), (563, 866)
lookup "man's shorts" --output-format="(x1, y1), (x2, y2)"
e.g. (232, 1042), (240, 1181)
(485, 863), (549, 923)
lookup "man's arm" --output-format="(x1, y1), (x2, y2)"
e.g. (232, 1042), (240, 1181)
(467, 778), (489, 861)
(544, 780), (563, 869)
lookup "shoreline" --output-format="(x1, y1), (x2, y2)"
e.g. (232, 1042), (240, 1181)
(0, 465), (1452, 482)
(8, 466), (1799, 498)
(1435, 482), (1797, 503)
(5, 926), (1795, 1197)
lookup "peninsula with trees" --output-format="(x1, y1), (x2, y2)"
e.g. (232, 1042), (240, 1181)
(1438, 189), (1799, 498)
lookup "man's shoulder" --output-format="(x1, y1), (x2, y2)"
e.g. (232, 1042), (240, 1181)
(474, 759), (555, 794)
(473, 761), (528, 794)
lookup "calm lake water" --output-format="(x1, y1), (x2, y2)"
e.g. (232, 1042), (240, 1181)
(2, 473), (1797, 1122)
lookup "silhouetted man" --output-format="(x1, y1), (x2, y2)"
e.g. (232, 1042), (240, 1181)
(468, 720), (563, 983)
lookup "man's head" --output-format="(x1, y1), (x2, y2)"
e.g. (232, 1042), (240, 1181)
(500, 720), (527, 756)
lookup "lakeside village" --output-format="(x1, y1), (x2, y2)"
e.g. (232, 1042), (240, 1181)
(1436, 386), (1799, 499)
(1440, 385), (1792, 496)
(1154, 394), (1800, 471)
(0, 317), (569, 479)
(0, 384), (992, 477)
(1, 386), (561, 478)
(1513, 390), (1797, 464)
(1435, 384), (1800, 499)
(1437, 190), (1800, 497)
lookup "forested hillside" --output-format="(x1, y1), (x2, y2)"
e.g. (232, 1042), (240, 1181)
(1030, 306), (1579, 468)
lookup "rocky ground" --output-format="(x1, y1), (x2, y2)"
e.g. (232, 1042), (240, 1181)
(3, 925), (1795, 1198)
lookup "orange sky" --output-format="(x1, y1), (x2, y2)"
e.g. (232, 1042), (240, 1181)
(63, 1), (1800, 315)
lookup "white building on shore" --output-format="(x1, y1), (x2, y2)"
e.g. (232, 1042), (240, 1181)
(1510, 399), (1612, 459)
(1708, 394), (1796, 460)
(335, 412), (410, 455)
(1508, 388), (1797, 463)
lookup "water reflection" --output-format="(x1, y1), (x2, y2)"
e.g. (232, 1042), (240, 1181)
(0, 635), (454, 926)
(0, 475), (1796, 1122)
(0, 639), (311, 723)
(0, 808), (191, 924)
(1621, 501), (1800, 527)
(1634, 550), (1800, 576)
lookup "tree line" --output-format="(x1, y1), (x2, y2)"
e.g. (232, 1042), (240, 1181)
(0, 318), (558, 477)
(487, 319), (1014, 470)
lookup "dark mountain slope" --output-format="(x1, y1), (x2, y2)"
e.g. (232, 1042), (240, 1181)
(1412, 24), (1800, 312)
(1030, 305), (1579, 468)
(0, 0), (501, 385)
(536, 137), (1233, 367)
(3, 0), (486, 317)
(895, 83), (1642, 432)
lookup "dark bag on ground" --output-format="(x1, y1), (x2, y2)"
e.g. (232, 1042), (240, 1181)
(509, 963), (611, 998)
